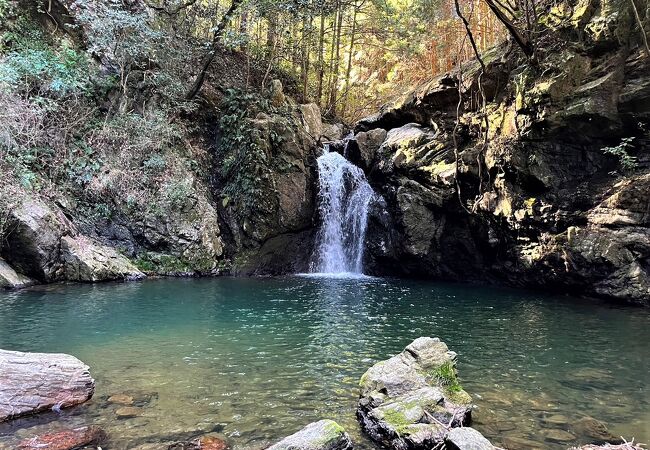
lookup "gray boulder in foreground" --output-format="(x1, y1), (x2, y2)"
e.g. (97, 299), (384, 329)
(445, 427), (495, 450)
(267, 420), (353, 450)
(0, 349), (95, 421)
(357, 337), (473, 450)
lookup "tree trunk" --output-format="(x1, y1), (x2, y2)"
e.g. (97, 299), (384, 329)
(341, 2), (358, 117)
(316, 13), (326, 107)
(327, 1), (344, 115)
(185, 0), (245, 99)
(483, 0), (534, 56)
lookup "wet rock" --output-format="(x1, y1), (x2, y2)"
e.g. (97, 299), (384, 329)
(0, 349), (95, 421)
(169, 434), (229, 450)
(108, 393), (135, 406)
(116, 406), (142, 418)
(17, 425), (106, 450)
(0, 258), (34, 289)
(357, 337), (472, 450)
(445, 427), (495, 450)
(266, 419), (353, 450)
(61, 235), (144, 282)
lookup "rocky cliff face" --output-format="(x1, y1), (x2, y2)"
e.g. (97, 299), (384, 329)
(351, 0), (650, 305)
(0, 0), (331, 285)
(2, 0), (649, 305)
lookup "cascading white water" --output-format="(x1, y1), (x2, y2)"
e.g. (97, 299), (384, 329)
(312, 146), (375, 275)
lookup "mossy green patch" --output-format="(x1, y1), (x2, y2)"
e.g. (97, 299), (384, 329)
(381, 408), (412, 435)
(429, 361), (465, 395)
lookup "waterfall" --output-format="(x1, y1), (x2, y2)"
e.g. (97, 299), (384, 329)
(312, 146), (375, 275)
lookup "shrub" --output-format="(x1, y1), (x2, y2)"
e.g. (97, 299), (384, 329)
(602, 137), (638, 174)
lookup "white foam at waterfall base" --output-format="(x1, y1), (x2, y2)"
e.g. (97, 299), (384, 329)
(308, 148), (376, 276)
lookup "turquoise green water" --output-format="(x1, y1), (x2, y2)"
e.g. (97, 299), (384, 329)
(0, 277), (648, 449)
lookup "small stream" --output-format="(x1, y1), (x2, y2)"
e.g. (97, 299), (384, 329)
(0, 277), (648, 449)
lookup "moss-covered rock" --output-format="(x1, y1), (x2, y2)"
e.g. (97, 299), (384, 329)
(267, 420), (353, 450)
(357, 337), (472, 450)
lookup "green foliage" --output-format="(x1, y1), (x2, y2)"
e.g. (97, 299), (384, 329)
(163, 178), (194, 210)
(143, 154), (167, 174)
(602, 137), (638, 174)
(0, 13), (92, 96)
(216, 89), (274, 213)
(66, 141), (102, 186)
(431, 361), (463, 393)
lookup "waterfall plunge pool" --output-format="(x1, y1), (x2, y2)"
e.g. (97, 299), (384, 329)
(0, 277), (648, 449)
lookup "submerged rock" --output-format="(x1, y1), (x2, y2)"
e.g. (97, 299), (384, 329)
(169, 434), (229, 450)
(543, 428), (576, 443)
(115, 406), (143, 418)
(266, 419), (353, 450)
(0, 349), (95, 421)
(17, 425), (106, 450)
(108, 393), (135, 406)
(501, 435), (546, 449)
(357, 337), (473, 450)
(445, 427), (495, 450)
(570, 416), (620, 443)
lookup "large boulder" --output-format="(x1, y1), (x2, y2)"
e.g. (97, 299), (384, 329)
(357, 337), (473, 450)
(1, 196), (148, 283)
(61, 235), (144, 281)
(376, 123), (438, 174)
(223, 108), (318, 275)
(0, 349), (95, 421)
(300, 103), (324, 139)
(267, 420), (353, 450)
(347, 128), (387, 170)
(2, 197), (74, 281)
(0, 257), (34, 289)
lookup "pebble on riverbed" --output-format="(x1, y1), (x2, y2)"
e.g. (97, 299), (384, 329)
(108, 393), (135, 406)
(168, 434), (229, 450)
(115, 406), (143, 418)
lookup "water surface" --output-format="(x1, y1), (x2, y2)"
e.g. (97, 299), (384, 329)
(0, 277), (648, 449)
